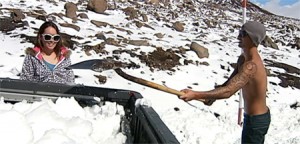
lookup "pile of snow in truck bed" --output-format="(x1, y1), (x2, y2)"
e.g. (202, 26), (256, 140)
(0, 97), (126, 144)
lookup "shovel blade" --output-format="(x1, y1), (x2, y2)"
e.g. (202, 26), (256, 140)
(68, 59), (131, 72)
(68, 59), (103, 70)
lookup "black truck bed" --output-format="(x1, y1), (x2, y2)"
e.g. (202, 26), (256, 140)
(0, 78), (179, 144)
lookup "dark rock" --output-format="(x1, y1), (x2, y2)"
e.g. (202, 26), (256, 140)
(78, 13), (89, 19)
(95, 33), (106, 40)
(262, 36), (279, 50)
(61, 33), (78, 50)
(60, 23), (80, 31)
(214, 112), (220, 118)
(199, 62), (209, 66)
(36, 15), (47, 21)
(204, 19), (217, 28)
(11, 9), (25, 22)
(265, 59), (300, 75)
(183, 59), (193, 65)
(105, 38), (121, 46)
(128, 40), (149, 46)
(192, 22), (199, 26)
(83, 42), (107, 54)
(139, 47), (181, 71)
(91, 20), (110, 27)
(141, 13), (148, 22)
(293, 37), (300, 50)
(20, 34), (36, 44)
(115, 27), (133, 35)
(122, 7), (139, 20)
(277, 73), (300, 89)
(265, 68), (273, 76)
(147, 0), (159, 5)
(269, 81), (277, 86)
(265, 59), (300, 89)
(134, 20), (143, 28)
(94, 74), (107, 84)
(220, 37), (228, 42)
(290, 102), (300, 109)
(220, 65), (225, 70)
(154, 33), (164, 38)
(173, 21), (184, 32)
(0, 18), (16, 32)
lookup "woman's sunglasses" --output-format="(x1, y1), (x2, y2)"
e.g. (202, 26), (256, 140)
(42, 34), (61, 42)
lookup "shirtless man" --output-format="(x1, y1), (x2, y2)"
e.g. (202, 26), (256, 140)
(180, 21), (271, 144)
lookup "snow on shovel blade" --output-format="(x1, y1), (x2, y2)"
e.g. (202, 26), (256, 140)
(67, 59), (130, 72)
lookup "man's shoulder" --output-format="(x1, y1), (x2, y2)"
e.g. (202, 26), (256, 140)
(240, 61), (258, 78)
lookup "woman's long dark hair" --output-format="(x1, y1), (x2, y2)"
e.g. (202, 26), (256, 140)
(36, 21), (63, 58)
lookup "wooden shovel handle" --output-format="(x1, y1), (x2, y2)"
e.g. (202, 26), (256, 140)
(114, 68), (205, 102)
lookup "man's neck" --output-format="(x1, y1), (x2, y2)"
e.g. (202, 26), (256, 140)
(243, 46), (258, 61)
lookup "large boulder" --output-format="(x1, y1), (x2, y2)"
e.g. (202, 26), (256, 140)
(87, 0), (108, 14)
(64, 2), (78, 19)
(0, 18), (16, 32)
(190, 42), (209, 58)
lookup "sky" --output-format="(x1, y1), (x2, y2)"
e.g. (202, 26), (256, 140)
(0, 0), (300, 144)
(251, 0), (300, 19)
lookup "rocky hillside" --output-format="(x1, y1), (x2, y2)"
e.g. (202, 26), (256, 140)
(0, 0), (299, 90)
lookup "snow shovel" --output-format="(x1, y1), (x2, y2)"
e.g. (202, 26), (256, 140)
(114, 68), (216, 106)
(68, 59), (214, 105)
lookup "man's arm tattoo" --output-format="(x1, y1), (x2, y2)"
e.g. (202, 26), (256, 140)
(220, 55), (245, 87)
(202, 62), (257, 99)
